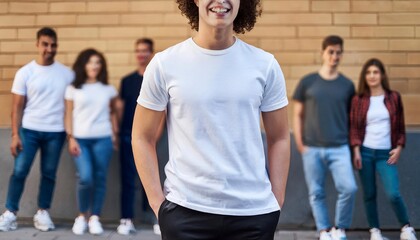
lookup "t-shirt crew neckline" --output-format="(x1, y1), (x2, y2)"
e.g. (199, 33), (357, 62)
(317, 73), (341, 82)
(189, 37), (239, 56)
(84, 81), (100, 85)
(32, 60), (57, 68)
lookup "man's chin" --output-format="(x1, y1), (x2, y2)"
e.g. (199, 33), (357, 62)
(44, 56), (55, 62)
(330, 62), (339, 68)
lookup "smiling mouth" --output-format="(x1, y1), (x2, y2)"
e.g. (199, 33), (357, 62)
(210, 7), (231, 13)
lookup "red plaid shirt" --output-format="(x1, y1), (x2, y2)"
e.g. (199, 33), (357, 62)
(349, 90), (405, 148)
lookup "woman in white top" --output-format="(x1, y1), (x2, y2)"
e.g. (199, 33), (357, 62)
(65, 49), (118, 236)
(350, 58), (417, 240)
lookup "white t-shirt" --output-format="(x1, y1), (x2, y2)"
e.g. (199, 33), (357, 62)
(363, 95), (391, 149)
(138, 38), (288, 216)
(65, 82), (117, 138)
(11, 60), (74, 132)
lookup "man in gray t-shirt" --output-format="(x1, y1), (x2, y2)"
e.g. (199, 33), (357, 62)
(292, 36), (357, 240)
(293, 73), (354, 147)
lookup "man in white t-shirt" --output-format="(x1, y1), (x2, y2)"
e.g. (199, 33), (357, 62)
(131, 0), (290, 239)
(0, 27), (73, 232)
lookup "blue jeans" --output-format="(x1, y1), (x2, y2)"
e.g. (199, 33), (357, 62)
(359, 146), (410, 228)
(73, 137), (113, 216)
(302, 144), (357, 231)
(119, 134), (148, 219)
(6, 128), (65, 212)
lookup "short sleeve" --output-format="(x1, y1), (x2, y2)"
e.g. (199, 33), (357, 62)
(109, 85), (118, 98)
(260, 58), (288, 112)
(65, 85), (75, 100)
(67, 69), (75, 85)
(11, 68), (28, 96)
(292, 78), (306, 102)
(349, 82), (356, 98)
(137, 55), (168, 111)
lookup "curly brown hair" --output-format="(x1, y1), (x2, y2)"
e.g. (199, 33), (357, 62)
(176, 0), (262, 34)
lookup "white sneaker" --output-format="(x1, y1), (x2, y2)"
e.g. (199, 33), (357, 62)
(331, 227), (347, 240)
(72, 216), (88, 235)
(320, 231), (332, 240)
(0, 210), (17, 231)
(370, 228), (384, 240)
(33, 210), (55, 231)
(153, 223), (161, 235)
(401, 226), (417, 240)
(117, 219), (136, 235)
(88, 215), (104, 235)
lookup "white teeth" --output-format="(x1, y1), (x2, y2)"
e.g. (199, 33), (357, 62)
(211, 7), (228, 13)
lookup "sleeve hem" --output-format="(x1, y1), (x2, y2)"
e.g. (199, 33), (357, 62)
(137, 99), (166, 112)
(11, 90), (26, 96)
(261, 98), (289, 112)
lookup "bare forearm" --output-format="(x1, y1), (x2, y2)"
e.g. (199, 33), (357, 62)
(64, 100), (73, 135)
(115, 98), (124, 125)
(11, 110), (22, 136)
(132, 138), (165, 212)
(353, 145), (360, 154)
(131, 105), (166, 215)
(262, 107), (290, 208)
(292, 102), (306, 152)
(11, 96), (24, 137)
(267, 136), (290, 208)
(111, 113), (119, 135)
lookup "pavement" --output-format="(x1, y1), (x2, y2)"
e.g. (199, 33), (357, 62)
(0, 224), (403, 240)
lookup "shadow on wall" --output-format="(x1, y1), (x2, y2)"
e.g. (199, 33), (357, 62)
(0, 128), (419, 229)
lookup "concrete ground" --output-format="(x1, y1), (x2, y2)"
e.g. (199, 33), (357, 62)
(0, 224), (403, 240)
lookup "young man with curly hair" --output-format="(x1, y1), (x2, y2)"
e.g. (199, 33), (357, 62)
(132, 0), (290, 239)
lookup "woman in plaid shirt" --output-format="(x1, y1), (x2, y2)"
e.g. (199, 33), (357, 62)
(350, 58), (417, 240)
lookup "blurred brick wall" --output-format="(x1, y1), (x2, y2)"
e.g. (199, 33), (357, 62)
(1, 0), (419, 127)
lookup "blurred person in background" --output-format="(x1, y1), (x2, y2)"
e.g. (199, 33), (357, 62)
(293, 35), (357, 240)
(350, 58), (417, 240)
(65, 48), (118, 236)
(0, 27), (73, 232)
(116, 38), (165, 236)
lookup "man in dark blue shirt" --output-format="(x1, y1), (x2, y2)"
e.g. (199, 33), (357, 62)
(116, 38), (163, 235)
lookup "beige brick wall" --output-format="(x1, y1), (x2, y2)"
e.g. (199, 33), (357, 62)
(0, 0), (419, 127)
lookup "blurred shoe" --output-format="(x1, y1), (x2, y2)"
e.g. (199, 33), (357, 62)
(0, 210), (17, 231)
(33, 209), (55, 231)
(117, 219), (136, 235)
(88, 215), (104, 235)
(401, 226), (417, 240)
(331, 227), (347, 240)
(319, 230), (332, 240)
(153, 223), (161, 235)
(72, 216), (87, 235)
(370, 228), (384, 240)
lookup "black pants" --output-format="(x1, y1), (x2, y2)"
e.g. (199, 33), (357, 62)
(158, 200), (280, 240)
